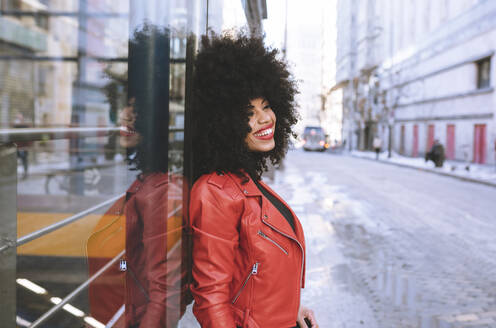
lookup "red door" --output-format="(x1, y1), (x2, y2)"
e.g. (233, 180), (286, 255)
(446, 124), (455, 160)
(427, 124), (435, 151)
(473, 124), (486, 164)
(400, 125), (405, 155)
(412, 125), (419, 157)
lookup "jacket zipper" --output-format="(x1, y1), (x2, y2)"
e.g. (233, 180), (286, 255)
(257, 230), (288, 255)
(261, 219), (304, 289)
(232, 262), (259, 304)
(261, 219), (304, 317)
(125, 260), (150, 301)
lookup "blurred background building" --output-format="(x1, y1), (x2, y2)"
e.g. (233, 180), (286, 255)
(263, 0), (343, 146)
(334, 0), (496, 164)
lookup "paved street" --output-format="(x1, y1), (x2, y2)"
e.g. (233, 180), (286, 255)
(178, 149), (496, 328)
(265, 150), (496, 328)
(16, 150), (496, 327)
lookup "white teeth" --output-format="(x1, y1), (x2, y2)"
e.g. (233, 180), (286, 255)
(120, 126), (135, 134)
(254, 128), (273, 137)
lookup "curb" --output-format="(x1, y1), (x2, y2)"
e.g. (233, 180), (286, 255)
(348, 154), (496, 189)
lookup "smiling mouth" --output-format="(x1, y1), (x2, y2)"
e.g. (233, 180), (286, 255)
(253, 124), (275, 139)
(120, 125), (137, 137)
(254, 128), (273, 137)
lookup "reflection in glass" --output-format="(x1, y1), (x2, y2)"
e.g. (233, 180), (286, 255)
(87, 24), (189, 327)
(5, 1), (133, 327)
(2, 0), (247, 326)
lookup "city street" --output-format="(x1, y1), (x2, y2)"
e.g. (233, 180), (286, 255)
(266, 149), (496, 328)
(179, 149), (496, 327)
(4, 1), (496, 327)
(14, 149), (496, 328)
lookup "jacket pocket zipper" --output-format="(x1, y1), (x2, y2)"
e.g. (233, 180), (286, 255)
(258, 230), (289, 255)
(126, 261), (150, 301)
(232, 262), (258, 304)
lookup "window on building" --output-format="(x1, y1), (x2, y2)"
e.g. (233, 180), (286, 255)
(476, 57), (491, 89)
(34, 13), (50, 30)
(0, 0), (21, 10)
(37, 66), (49, 96)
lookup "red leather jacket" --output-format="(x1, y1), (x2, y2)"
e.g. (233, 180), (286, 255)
(190, 172), (306, 328)
(87, 196), (125, 325)
(125, 173), (187, 327)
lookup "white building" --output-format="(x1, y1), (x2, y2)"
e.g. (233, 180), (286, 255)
(335, 0), (496, 164)
(320, 0), (343, 145)
(285, 1), (325, 133)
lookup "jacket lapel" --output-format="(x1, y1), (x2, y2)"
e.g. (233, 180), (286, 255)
(260, 195), (298, 240)
(259, 180), (303, 243)
(228, 173), (299, 241)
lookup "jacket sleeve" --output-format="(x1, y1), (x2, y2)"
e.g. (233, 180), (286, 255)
(190, 181), (242, 328)
(136, 182), (170, 328)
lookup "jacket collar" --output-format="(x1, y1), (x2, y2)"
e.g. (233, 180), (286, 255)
(226, 172), (303, 241)
(258, 180), (305, 242)
(225, 171), (262, 197)
(126, 172), (168, 196)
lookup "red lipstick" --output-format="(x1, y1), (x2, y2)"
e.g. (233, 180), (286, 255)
(253, 123), (274, 140)
(120, 125), (136, 137)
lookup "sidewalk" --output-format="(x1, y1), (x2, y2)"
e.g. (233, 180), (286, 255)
(349, 150), (496, 188)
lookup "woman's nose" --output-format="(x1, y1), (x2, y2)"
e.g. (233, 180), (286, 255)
(257, 110), (271, 124)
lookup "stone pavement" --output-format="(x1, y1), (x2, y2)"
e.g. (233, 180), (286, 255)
(179, 150), (496, 327)
(286, 150), (496, 328)
(267, 168), (379, 328)
(178, 157), (380, 328)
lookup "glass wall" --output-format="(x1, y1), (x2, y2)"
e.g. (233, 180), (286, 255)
(0, 0), (254, 327)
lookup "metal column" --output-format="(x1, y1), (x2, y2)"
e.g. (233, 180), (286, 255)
(0, 143), (17, 327)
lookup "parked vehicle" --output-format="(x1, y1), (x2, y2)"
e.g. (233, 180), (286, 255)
(302, 126), (329, 151)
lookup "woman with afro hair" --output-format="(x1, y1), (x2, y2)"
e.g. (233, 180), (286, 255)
(189, 32), (319, 328)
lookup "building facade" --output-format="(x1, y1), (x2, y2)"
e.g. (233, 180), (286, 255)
(335, 0), (496, 164)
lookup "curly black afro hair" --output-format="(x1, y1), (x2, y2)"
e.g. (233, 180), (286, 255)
(192, 32), (299, 182)
(127, 23), (170, 174)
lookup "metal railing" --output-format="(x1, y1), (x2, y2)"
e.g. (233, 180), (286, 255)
(1, 126), (185, 327)
(0, 126), (124, 252)
(30, 249), (125, 328)
(0, 126), (121, 143)
(30, 204), (183, 328)
(105, 305), (125, 328)
(17, 193), (126, 247)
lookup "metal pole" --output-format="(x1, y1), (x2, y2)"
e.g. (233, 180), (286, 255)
(0, 144), (17, 327)
(206, 0), (209, 33)
(29, 250), (125, 328)
(16, 193), (125, 247)
(388, 124), (392, 158)
(0, 127), (120, 143)
(283, 0), (288, 59)
(69, 0), (89, 196)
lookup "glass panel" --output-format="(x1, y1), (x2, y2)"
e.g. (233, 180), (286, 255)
(2, 0), (256, 326)
(0, 1), (133, 327)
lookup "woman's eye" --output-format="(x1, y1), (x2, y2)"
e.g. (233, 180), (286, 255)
(263, 105), (271, 110)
